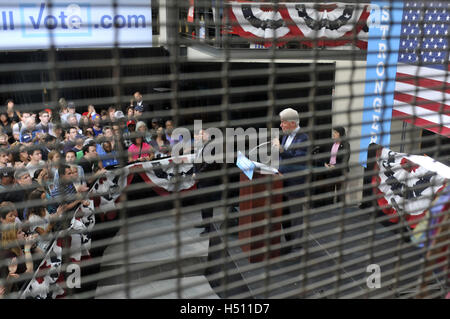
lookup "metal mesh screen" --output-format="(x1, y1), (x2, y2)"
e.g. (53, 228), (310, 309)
(0, 0), (449, 300)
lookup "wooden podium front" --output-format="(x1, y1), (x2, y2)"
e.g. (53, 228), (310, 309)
(238, 172), (283, 263)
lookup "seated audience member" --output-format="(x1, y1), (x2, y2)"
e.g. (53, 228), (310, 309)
(78, 142), (106, 187)
(26, 189), (63, 253)
(150, 127), (171, 158)
(128, 134), (154, 163)
(26, 147), (45, 178)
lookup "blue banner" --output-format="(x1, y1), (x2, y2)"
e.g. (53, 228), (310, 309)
(359, 1), (404, 166)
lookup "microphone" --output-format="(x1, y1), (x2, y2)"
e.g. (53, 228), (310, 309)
(248, 141), (271, 156)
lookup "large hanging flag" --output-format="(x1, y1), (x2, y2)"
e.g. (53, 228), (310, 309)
(392, 1), (450, 137)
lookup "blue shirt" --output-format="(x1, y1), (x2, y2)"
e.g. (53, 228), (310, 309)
(97, 144), (119, 168)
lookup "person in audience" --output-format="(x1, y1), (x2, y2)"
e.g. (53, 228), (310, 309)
(107, 106), (117, 123)
(19, 116), (39, 144)
(47, 150), (61, 185)
(63, 126), (82, 154)
(136, 121), (152, 143)
(128, 134), (154, 163)
(134, 105), (144, 123)
(0, 148), (11, 168)
(0, 114), (13, 140)
(92, 115), (103, 137)
(12, 112), (31, 143)
(165, 120), (180, 146)
(16, 144), (30, 168)
(0, 202), (35, 296)
(3, 169), (35, 221)
(26, 147), (45, 178)
(61, 101), (81, 124)
(4, 99), (21, 125)
(126, 106), (135, 121)
(150, 127), (171, 158)
(35, 110), (55, 137)
(78, 142), (106, 187)
(98, 140), (119, 168)
(26, 188), (63, 253)
(100, 110), (108, 123)
(0, 167), (14, 191)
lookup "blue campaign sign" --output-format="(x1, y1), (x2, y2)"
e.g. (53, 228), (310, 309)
(236, 151), (256, 180)
(359, 1), (404, 166)
(0, 0), (152, 50)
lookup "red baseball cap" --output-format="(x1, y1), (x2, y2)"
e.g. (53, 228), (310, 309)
(127, 120), (136, 126)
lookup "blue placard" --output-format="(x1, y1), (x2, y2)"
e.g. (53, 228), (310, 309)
(236, 151), (256, 180)
(359, 1), (404, 166)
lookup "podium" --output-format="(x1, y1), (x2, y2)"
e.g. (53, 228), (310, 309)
(238, 170), (283, 263)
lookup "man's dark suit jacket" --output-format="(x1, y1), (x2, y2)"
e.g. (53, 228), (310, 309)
(279, 130), (309, 197)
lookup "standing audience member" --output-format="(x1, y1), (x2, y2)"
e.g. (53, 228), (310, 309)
(26, 147), (45, 178)
(324, 126), (350, 203)
(12, 112), (31, 143)
(136, 121), (152, 143)
(128, 134), (154, 163)
(150, 127), (171, 158)
(4, 99), (21, 125)
(36, 110), (55, 137)
(26, 189), (63, 253)
(61, 102), (81, 124)
(0, 202), (35, 297)
(78, 143), (106, 187)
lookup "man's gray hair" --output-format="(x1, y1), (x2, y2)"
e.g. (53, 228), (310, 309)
(279, 108), (299, 124)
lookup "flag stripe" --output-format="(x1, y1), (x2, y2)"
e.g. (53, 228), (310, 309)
(393, 99), (450, 127)
(396, 72), (450, 94)
(392, 109), (450, 136)
(397, 64), (450, 82)
(394, 91), (450, 113)
(394, 82), (450, 107)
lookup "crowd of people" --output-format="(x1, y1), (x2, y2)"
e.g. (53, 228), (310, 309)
(0, 92), (181, 297)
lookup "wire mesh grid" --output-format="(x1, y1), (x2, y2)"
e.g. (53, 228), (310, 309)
(0, 0), (449, 300)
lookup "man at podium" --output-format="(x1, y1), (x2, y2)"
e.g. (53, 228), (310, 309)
(272, 108), (308, 254)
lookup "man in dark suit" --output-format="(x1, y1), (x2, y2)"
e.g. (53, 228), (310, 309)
(193, 129), (222, 236)
(272, 108), (309, 255)
(131, 92), (151, 114)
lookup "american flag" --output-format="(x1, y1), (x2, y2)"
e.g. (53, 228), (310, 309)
(393, 1), (450, 137)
